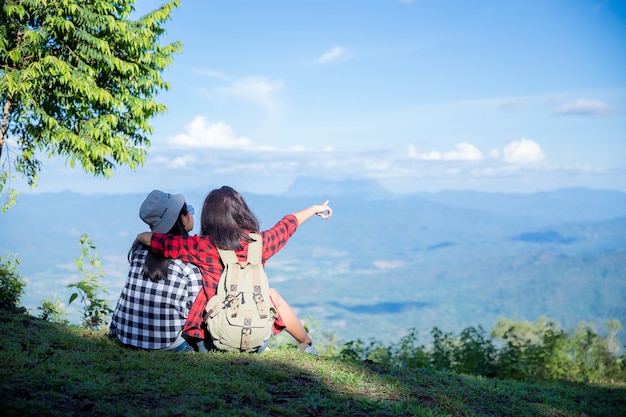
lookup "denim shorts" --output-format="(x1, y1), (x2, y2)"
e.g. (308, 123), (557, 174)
(163, 335), (195, 352)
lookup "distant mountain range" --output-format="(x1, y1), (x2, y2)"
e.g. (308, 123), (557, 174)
(1, 179), (625, 347)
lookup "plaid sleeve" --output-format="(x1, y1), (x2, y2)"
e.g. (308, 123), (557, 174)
(151, 234), (211, 266)
(151, 233), (167, 254)
(261, 214), (298, 263)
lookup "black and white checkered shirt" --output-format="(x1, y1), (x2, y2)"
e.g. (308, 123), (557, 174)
(110, 247), (203, 349)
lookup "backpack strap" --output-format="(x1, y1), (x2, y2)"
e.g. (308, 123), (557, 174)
(246, 233), (269, 319)
(241, 310), (253, 350)
(217, 248), (242, 317)
(246, 233), (262, 265)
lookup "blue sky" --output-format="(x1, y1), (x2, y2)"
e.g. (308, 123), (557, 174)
(16, 0), (626, 195)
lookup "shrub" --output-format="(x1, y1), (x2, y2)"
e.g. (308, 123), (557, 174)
(0, 254), (25, 311)
(38, 297), (69, 324)
(493, 318), (626, 383)
(339, 318), (626, 384)
(67, 235), (112, 329)
(453, 326), (498, 377)
(339, 329), (430, 370)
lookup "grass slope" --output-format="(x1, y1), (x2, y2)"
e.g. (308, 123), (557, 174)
(1, 311), (624, 416)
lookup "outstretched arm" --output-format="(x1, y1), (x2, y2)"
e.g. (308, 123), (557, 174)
(292, 200), (332, 226)
(137, 201), (331, 247)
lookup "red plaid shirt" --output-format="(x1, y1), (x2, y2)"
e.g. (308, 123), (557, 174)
(150, 214), (299, 340)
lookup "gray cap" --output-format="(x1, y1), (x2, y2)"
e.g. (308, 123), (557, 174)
(139, 190), (185, 233)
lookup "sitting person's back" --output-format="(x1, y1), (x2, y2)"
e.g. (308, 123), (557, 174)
(110, 190), (201, 352)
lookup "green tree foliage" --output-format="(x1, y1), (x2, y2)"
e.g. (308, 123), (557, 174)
(492, 317), (626, 382)
(0, 253), (25, 311)
(0, 0), (182, 210)
(68, 234), (112, 329)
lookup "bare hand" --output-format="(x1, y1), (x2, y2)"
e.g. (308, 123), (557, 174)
(315, 200), (332, 220)
(137, 232), (153, 245)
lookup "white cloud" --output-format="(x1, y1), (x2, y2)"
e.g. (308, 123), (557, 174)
(166, 117), (315, 153)
(193, 69), (231, 81)
(169, 116), (253, 149)
(502, 138), (545, 164)
(373, 260), (406, 269)
(408, 142), (483, 161)
(554, 98), (617, 116)
(408, 145), (441, 160)
(314, 46), (350, 65)
(215, 76), (283, 112)
(152, 154), (197, 169)
(444, 143), (483, 160)
(24, 133), (619, 195)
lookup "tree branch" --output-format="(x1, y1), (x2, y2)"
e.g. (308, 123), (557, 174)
(0, 100), (11, 159)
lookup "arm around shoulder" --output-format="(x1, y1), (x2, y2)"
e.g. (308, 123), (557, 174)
(137, 232), (153, 246)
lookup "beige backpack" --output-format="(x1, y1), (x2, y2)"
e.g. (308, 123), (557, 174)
(205, 233), (277, 352)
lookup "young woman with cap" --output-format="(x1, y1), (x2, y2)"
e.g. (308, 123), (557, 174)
(110, 190), (202, 352)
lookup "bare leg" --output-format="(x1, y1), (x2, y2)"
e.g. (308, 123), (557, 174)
(270, 288), (312, 345)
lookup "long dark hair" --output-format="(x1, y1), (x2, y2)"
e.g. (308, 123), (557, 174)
(130, 202), (191, 282)
(201, 186), (259, 250)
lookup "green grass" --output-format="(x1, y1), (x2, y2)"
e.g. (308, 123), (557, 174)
(1, 310), (624, 417)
